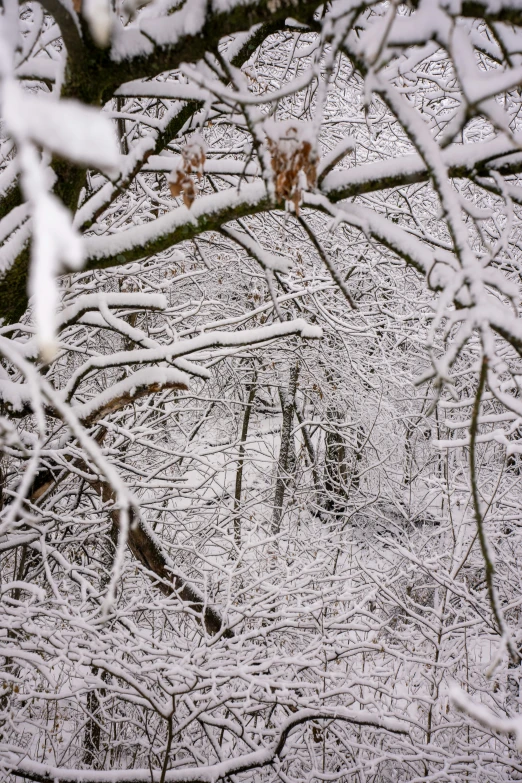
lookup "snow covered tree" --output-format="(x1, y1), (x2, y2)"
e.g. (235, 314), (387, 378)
(3, 1), (522, 780)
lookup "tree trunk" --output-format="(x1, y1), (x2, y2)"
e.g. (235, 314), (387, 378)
(233, 366), (258, 547)
(272, 362), (299, 535)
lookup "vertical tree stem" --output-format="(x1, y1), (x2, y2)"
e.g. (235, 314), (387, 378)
(470, 356), (519, 664)
(233, 366), (258, 547)
(272, 361), (300, 535)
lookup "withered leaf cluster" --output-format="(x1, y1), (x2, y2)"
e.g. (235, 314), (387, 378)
(266, 126), (317, 213)
(168, 138), (206, 208)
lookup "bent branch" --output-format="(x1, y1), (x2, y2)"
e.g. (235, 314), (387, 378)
(5, 707), (408, 783)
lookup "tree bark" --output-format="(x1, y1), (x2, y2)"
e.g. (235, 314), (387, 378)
(233, 366), (257, 547)
(272, 362), (299, 535)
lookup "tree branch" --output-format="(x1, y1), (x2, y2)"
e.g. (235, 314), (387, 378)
(5, 707), (408, 782)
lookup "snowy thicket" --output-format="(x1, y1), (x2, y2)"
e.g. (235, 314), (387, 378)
(2, 1), (522, 781)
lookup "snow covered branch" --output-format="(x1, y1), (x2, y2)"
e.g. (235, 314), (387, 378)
(4, 708), (408, 783)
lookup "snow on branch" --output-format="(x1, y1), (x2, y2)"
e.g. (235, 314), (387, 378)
(451, 687), (522, 749)
(3, 87), (119, 174)
(56, 292), (168, 329)
(4, 707), (408, 783)
(63, 319), (322, 398)
(72, 367), (190, 425)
